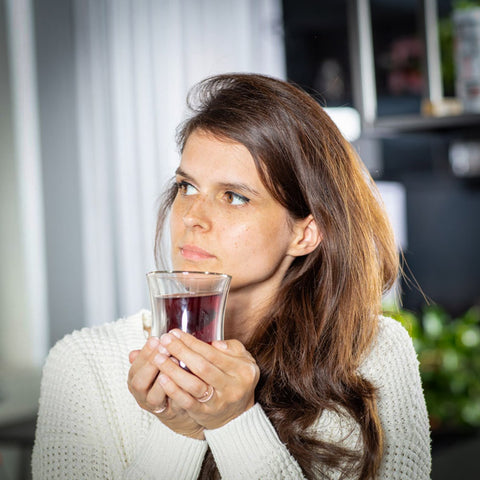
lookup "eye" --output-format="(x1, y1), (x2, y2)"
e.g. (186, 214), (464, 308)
(177, 181), (197, 196)
(224, 191), (250, 206)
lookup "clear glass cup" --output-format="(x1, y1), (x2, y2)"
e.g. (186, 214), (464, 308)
(146, 271), (231, 342)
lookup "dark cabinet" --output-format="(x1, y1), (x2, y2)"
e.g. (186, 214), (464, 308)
(283, 0), (480, 315)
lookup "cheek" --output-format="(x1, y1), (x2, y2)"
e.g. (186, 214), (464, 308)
(217, 221), (250, 250)
(221, 219), (283, 257)
(169, 204), (182, 237)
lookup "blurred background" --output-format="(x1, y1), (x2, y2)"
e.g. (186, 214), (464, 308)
(1, 0), (479, 478)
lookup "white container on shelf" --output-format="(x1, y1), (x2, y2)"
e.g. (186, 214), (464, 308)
(453, 7), (480, 112)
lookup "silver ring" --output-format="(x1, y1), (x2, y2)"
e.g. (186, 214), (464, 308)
(197, 385), (214, 403)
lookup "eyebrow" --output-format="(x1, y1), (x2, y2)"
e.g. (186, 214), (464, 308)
(175, 167), (262, 198)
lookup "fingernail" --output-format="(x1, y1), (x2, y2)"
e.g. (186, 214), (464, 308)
(158, 373), (169, 385)
(160, 333), (172, 346)
(170, 329), (181, 339)
(158, 345), (169, 355)
(213, 340), (228, 350)
(154, 354), (167, 366)
(148, 337), (160, 348)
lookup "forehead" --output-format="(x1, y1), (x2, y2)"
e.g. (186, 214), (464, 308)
(180, 131), (262, 182)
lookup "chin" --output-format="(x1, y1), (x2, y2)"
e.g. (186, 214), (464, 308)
(173, 261), (207, 272)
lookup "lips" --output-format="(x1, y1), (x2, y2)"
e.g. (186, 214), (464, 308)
(179, 245), (216, 261)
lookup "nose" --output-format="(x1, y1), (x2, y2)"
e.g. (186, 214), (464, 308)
(182, 197), (212, 231)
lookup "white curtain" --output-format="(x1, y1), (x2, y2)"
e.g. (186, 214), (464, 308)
(73, 0), (286, 327)
(3, 0), (48, 366)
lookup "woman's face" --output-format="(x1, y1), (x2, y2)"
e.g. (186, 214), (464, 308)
(170, 130), (299, 298)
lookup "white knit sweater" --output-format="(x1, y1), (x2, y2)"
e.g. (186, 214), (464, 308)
(31, 311), (431, 479)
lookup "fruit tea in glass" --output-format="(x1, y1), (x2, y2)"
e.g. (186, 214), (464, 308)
(146, 271), (231, 344)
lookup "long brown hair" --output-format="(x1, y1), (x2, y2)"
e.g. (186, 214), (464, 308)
(155, 74), (399, 479)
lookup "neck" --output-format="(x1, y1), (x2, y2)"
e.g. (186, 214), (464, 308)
(222, 258), (293, 344)
(223, 287), (273, 344)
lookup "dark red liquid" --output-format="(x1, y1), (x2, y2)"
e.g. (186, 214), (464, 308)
(155, 293), (222, 343)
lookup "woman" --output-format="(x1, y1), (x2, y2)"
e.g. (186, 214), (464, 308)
(32, 73), (431, 479)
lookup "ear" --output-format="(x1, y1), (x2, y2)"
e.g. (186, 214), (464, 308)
(288, 214), (322, 257)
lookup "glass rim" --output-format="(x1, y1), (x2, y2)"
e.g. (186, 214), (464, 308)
(146, 270), (231, 280)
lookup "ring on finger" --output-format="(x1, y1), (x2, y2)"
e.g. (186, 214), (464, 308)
(197, 385), (215, 403)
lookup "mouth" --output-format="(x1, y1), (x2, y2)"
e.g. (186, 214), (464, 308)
(179, 245), (216, 262)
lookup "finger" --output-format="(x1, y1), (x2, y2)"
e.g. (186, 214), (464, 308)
(128, 337), (171, 378)
(159, 332), (223, 382)
(174, 330), (249, 359)
(129, 350), (140, 364)
(144, 373), (169, 413)
(128, 337), (160, 378)
(128, 339), (169, 394)
(157, 373), (203, 412)
(163, 330), (252, 373)
(212, 339), (253, 359)
(153, 353), (211, 400)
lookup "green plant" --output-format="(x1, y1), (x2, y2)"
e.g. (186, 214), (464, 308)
(438, 17), (455, 96)
(453, 1), (480, 9)
(388, 305), (480, 431)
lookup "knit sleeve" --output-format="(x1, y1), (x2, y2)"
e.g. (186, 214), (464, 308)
(360, 317), (432, 479)
(204, 403), (306, 480)
(122, 419), (208, 479)
(31, 328), (208, 480)
(204, 317), (431, 480)
(31, 335), (119, 479)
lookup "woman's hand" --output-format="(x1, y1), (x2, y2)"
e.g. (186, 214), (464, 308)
(127, 337), (205, 439)
(154, 329), (260, 431)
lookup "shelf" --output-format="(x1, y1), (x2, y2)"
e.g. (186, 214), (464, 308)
(367, 113), (480, 135)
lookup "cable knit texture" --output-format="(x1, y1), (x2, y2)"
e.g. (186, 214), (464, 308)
(32, 311), (431, 479)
